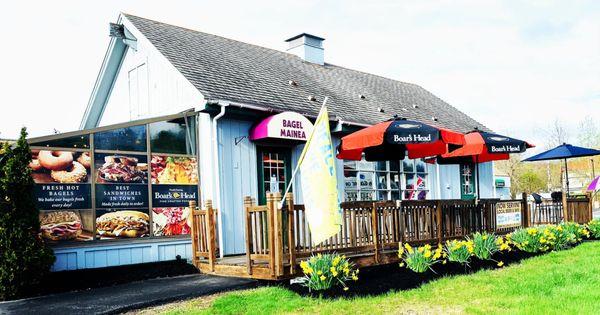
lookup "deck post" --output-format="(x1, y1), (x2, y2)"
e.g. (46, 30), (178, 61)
(244, 196), (253, 275)
(273, 192), (284, 277)
(205, 200), (216, 272)
(266, 193), (276, 277)
(371, 202), (379, 263)
(188, 200), (198, 268)
(286, 192), (297, 275)
(521, 192), (529, 228)
(436, 201), (443, 244)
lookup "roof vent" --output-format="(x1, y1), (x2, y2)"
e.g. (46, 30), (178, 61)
(377, 107), (385, 113)
(431, 117), (438, 122)
(412, 104), (419, 109)
(285, 33), (325, 65)
(358, 94), (366, 99)
(401, 108), (408, 112)
(307, 95), (317, 101)
(288, 80), (298, 86)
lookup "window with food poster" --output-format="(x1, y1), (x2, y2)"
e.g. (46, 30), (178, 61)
(150, 155), (198, 236)
(29, 148), (94, 243)
(95, 209), (150, 239)
(94, 153), (149, 209)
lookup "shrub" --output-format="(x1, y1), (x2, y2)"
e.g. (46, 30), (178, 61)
(587, 219), (600, 238)
(298, 253), (358, 292)
(559, 222), (589, 243)
(543, 225), (574, 250)
(444, 239), (473, 265)
(0, 128), (55, 300)
(469, 232), (499, 260)
(398, 243), (443, 273)
(508, 228), (545, 253)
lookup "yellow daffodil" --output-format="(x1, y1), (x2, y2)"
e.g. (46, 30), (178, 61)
(497, 261), (504, 267)
(320, 275), (326, 281)
(317, 270), (323, 276)
(343, 287), (349, 291)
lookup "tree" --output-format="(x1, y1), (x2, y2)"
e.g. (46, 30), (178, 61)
(578, 117), (600, 148)
(0, 128), (54, 300)
(517, 169), (547, 195)
(544, 119), (569, 149)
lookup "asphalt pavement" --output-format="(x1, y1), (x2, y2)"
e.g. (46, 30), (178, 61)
(0, 274), (257, 315)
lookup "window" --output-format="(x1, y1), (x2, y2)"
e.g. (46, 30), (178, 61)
(149, 117), (196, 155)
(343, 158), (429, 201)
(94, 125), (147, 152)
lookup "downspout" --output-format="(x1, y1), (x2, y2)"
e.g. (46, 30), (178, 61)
(212, 101), (228, 258)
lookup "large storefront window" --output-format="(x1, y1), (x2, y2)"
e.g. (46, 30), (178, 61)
(344, 158), (428, 201)
(29, 114), (199, 245)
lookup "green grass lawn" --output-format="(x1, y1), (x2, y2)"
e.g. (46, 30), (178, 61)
(163, 241), (600, 314)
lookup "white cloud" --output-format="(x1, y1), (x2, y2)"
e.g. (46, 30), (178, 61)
(0, 0), (598, 149)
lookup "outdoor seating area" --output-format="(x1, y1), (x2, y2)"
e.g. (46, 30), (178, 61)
(188, 192), (593, 280)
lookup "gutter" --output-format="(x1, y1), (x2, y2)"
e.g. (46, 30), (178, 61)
(205, 99), (371, 128)
(211, 100), (228, 258)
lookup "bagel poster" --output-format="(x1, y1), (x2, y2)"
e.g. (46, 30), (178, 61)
(30, 150), (93, 210)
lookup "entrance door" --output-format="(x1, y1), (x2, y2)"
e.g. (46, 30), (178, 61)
(460, 163), (476, 200)
(257, 147), (292, 205)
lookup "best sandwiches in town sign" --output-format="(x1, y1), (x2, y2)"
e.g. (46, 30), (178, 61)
(249, 111), (314, 141)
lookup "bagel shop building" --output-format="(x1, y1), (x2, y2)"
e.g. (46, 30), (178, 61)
(26, 14), (497, 272)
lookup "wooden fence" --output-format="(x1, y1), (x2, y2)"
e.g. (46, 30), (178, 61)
(190, 192), (593, 280)
(529, 193), (593, 225)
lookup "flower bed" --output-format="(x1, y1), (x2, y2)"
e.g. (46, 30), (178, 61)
(288, 220), (600, 298)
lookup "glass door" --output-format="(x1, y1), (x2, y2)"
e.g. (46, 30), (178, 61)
(460, 163), (476, 200)
(257, 147), (292, 205)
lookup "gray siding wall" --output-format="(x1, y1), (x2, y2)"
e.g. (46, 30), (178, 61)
(217, 119), (258, 255)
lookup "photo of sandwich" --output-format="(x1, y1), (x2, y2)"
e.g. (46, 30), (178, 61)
(151, 155), (198, 185)
(152, 207), (191, 236)
(96, 210), (149, 238)
(30, 150), (91, 184)
(95, 154), (148, 184)
(39, 211), (85, 241)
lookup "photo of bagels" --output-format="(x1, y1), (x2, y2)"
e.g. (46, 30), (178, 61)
(39, 211), (83, 241)
(30, 150), (90, 184)
(96, 210), (149, 238)
(96, 155), (148, 184)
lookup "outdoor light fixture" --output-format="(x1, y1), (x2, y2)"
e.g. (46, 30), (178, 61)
(109, 23), (125, 39)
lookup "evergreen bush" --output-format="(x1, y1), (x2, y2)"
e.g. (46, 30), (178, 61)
(0, 128), (55, 300)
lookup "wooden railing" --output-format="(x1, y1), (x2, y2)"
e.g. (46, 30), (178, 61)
(530, 201), (563, 225)
(189, 200), (218, 272)
(565, 194), (593, 224)
(190, 191), (592, 279)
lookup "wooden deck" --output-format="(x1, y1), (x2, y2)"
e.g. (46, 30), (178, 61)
(189, 192), (593, 280)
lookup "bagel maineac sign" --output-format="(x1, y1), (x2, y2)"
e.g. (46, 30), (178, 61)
(249, 111), (314, 142)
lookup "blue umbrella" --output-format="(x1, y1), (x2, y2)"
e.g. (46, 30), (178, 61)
(522, 143), (600, 195)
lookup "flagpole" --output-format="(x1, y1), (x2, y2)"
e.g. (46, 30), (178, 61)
(278, 97), (329, 209)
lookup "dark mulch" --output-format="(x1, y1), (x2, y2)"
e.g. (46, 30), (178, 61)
(285, 250), (540, 299)
(30, 257), (199, 298)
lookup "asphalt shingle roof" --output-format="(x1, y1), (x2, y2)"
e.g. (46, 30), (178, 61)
(124, 14), (488, 132)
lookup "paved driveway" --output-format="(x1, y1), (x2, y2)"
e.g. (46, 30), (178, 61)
(0, 274), (257, 315)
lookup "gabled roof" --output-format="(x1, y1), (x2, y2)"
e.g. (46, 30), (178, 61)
(123, 14), (488, 133)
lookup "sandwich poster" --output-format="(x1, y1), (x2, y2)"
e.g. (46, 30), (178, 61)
(96, 209), (150, 239)
(39, 210), (94, 242)
(30, 150), (93, 210)
(94, 153), (149, 209)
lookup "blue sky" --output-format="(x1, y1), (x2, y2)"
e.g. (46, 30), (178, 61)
(0, 1), (598, 149)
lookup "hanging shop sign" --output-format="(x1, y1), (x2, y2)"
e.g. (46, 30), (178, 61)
(496, 201), (522, 228)
(249, 111), (314, 142)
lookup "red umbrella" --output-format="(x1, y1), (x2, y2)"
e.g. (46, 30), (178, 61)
(430, 129), (534, 199)
(337, 118), (465, 161)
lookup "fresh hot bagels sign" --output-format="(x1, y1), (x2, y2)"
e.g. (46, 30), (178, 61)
(249, 111), (314, 142)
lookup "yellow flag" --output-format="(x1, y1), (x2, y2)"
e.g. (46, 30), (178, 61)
(299, 106), (342, 245)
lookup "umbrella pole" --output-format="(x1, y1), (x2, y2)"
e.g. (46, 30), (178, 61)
(476, 157), (481, 201)
(564, 158), (570, 197)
